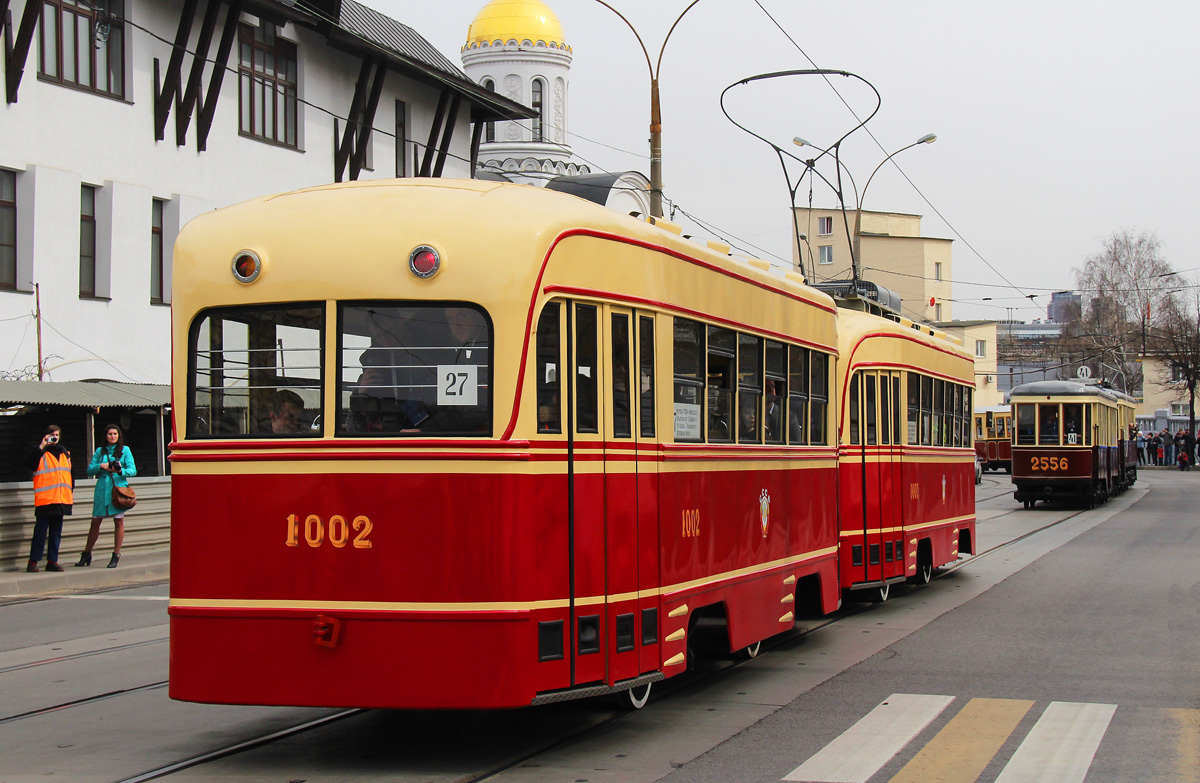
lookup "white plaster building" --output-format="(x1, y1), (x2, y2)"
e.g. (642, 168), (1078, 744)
(0, 0), (533, 384)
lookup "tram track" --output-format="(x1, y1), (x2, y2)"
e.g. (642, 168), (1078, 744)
(0, 636), (165, 675)
(9, 487), (1134, 783)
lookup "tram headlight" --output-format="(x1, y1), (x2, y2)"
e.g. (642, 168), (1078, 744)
(231, 250), (263, 284)
(409, 245), (441, 279)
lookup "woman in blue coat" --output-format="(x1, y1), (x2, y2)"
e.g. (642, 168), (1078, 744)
(77, 424), (136, 568)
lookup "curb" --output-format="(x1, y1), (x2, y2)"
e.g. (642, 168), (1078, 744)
(0, 548), (170, 598)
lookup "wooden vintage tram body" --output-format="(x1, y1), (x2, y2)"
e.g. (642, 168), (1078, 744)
(1009, 380), (1137, 509)
(167, 180), (974, 710)
(973, 405), (1012, 472)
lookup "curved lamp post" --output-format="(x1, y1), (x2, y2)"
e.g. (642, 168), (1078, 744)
(591, 1), (703, 218)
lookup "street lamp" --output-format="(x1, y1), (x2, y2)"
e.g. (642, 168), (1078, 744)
(590, 0), (702, 218)
(804, 133), (935, 283)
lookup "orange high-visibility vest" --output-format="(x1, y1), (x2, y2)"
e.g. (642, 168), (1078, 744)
(33, 451), (73, 507)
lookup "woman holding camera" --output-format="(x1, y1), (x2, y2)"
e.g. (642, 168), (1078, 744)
(78, 424), (136, 568)
(27, 425), (74, 572)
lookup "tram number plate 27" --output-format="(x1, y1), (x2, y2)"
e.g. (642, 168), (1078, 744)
(286, 514), (373, 549)
(1031, 456), (1069, 471)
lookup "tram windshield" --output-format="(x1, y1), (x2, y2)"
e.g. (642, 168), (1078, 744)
(189, 304), (324, 437)
(339, 304), (492, 436)
(1016, 404), (1036, 444)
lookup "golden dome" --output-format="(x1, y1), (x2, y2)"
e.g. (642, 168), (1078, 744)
(464, 0), (569, 51)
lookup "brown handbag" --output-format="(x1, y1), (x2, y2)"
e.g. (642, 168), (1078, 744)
(112, 485), (137, 511)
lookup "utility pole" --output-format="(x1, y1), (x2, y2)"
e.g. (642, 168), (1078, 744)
(34, 282), (43, 381)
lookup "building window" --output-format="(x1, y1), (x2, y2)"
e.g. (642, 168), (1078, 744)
(79, 185), (96, 298)
(818, 216), (833, 236)
(935, 262), (943, 281)
(151, 199), (165, 303)
(975, 339), (986, 358)
(39, 0), (126, 98)
(394, 100), (408, 177)
(481, 79), (496, 143)
(1172, 403), (1187, 417)
(0, 170), (15, 291)
(818, 245), (833, 265)
(935, 303), (943, 321)
(531, 78), (544, 142)
(238, 23), (298, 148)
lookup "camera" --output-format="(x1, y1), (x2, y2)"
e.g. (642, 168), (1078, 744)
(47, 435), (59, 443)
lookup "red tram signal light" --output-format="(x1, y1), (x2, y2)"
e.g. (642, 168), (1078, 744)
(231, 250), (262, 283)
(410, 245), (441, 279)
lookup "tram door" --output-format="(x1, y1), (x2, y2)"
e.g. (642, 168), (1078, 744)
(565, 302), (650, 688)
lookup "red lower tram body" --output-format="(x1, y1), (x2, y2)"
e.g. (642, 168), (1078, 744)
(837, 447), (975, 595)
(975, 437), (1012, 473)
(168, 446), (846, 709)
(1012, 443), (1138, 508)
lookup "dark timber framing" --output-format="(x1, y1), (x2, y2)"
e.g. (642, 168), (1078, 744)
(334, 56), (387, 183)
(3, 0), (41, 104)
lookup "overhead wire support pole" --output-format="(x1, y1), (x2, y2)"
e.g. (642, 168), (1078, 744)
(590, 0), (703, 218)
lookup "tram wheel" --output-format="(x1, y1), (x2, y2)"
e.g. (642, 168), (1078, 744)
(620, 681), (652, 710)
(874, 583), (890, 602)
(741, 641), (762, 660)
(909, 561), (933, 586)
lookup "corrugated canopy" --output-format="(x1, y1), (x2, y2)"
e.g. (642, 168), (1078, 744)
(0, 381), (170, 409)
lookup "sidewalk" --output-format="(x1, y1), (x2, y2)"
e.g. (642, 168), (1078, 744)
(0, 546), (170, 598)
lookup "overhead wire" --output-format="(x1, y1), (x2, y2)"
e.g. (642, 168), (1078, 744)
(750, 0), (1035, 303)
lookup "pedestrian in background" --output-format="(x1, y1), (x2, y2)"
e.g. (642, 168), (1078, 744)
(1162, 429), (1175, 466)
(1136, 431), (1146, 465)
(27, 424), (73, 572)
(78, 424), (136, 568)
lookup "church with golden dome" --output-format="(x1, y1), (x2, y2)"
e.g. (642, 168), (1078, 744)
(460, 0), (650, 215)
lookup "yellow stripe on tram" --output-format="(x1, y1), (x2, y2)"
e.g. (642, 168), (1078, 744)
(889, 698), (1033, 783)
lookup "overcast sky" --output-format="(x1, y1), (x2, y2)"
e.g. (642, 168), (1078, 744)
(363, 0), (1199, 322)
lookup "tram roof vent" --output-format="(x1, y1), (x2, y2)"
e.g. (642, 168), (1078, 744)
(645, 215), (683, 235)
(706, 240), (732, 255)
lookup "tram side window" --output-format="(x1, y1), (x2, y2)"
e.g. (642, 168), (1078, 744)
(338, 303), (492, 436)
(879, 373), (891, 446)
(611, 314), (632, 438)
(995, 413), (1006, 440)
(188, 304), (323, 437)
(639, 316), (655, 438)
(788, 346), (808, 444)
(1038, 403), (1059, 445)
(933, 380), (945, 446)
(672, 318), (704, 442)
(764, 341), (785, 445)
(575, 306), (599, 433)
(892, 375), (902, 444)
(849, 374), (861, 445)
(975, 414), (984, 440)
(865, 374), (878, 446)
(1016, 404), (1036, 444)
(907, 372), (921, 444)
(1062, 403), (1083, 445)
(809, 351), (828, 445)
(921, 375), (934, 446)
(536, 304), (561, 433)
(738, 334), (762, 443)
(707, 326), (735, 442)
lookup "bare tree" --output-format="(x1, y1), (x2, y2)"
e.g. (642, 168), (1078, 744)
(1064, 229), (1174, 393)
(1153, 291), (1200, 440)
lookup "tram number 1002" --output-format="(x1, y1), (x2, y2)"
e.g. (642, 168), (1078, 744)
(286, 514), (374, 549)
(1030, 456), (1069, 471)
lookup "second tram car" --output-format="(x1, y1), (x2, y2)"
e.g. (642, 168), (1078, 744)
(1010, 381), (1137, 508)
(167, 179), (975, 711)
(973, 405), (1012, 472)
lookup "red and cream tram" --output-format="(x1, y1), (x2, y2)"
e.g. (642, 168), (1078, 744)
(1010, 380), (1137, 508)
(973, 405), (1012, 472)
(168, 179), (974, 710)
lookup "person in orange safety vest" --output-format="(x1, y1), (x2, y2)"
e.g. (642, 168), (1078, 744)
(28, 424), (74, 572)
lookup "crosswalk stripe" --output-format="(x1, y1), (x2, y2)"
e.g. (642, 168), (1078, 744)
(782, 694), (954, 783)
(993, 701), (1117, 783)
(889, 697), (1034, 783)
(1167, 708), (1200, 782)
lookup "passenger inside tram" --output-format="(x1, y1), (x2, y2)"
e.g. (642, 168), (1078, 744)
(1039, 404), (1059, 445)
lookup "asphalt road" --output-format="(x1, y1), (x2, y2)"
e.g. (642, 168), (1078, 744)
(1, 470), (1195, 783)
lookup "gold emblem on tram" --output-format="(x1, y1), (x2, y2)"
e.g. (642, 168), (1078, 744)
(759, 489), (771, 537)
